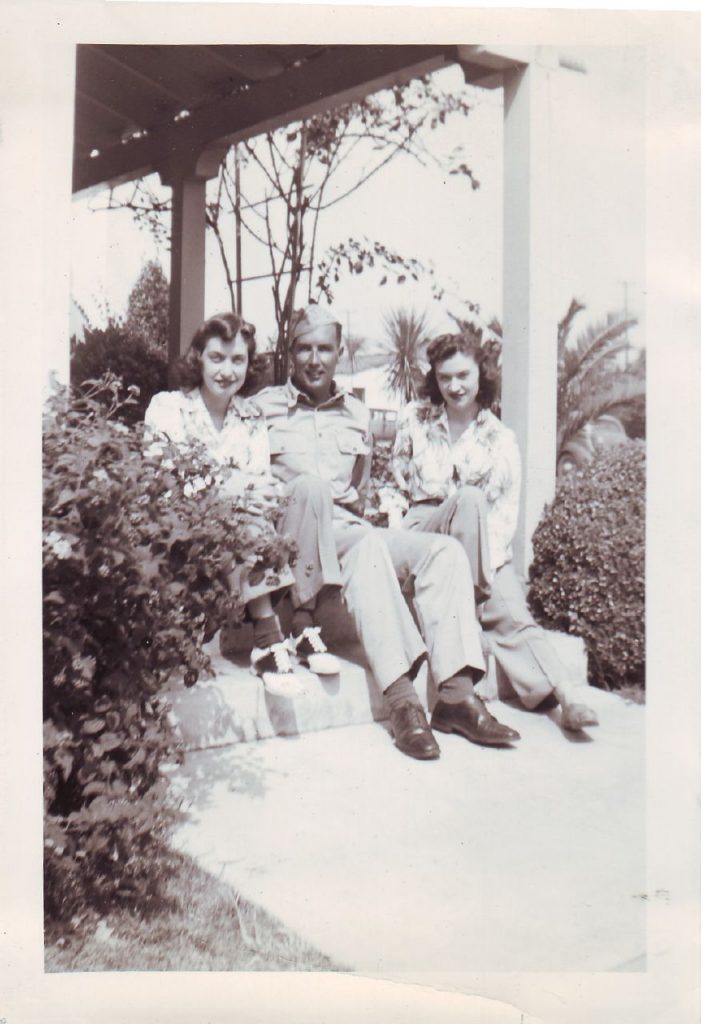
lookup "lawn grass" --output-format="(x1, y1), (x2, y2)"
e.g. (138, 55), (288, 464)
(45, 847), (344, 972)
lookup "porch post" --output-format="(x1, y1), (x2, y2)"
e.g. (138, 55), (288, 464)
(502, 57), (559, 573)
(167, 174), (207, 379)
(160, 145), (228, 385)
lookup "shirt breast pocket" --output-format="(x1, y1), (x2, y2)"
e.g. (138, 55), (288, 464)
(268, 437), (307, 457)
(336, 430), (370, 457)
(267, 435), (310, 478)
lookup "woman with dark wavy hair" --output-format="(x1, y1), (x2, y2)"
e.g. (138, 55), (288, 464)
(389, 329), (599, 734)
(145, 312), (338, 698)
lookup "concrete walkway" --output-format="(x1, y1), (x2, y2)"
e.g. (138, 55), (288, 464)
(171, 681), (645, 973)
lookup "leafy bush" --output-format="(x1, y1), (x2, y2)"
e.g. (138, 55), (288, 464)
(71, 324), (168, 424)
(528, 442), (645, 691)
(364, 440), (393, 526)
(43, 379), (296, 920)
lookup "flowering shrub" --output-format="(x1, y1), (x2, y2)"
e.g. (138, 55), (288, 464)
(43, 379), (296, 919)
(528, 442), (645, 691)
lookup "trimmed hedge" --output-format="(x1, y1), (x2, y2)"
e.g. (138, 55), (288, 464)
(528, 441), (645, 691)
(43, 378), (295, 920)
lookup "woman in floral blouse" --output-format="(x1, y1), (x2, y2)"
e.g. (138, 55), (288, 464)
(145, 312), (336, 698)
(389, 330), (598, 733)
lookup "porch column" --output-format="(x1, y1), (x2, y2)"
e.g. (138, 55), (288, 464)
(160, 144), (228, 384)
(167, 174), (207, 378)
(502, 57), (559, 572)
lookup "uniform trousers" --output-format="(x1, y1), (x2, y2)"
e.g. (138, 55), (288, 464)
(402, 486), (570, 709)
(277, 474), (485, 692)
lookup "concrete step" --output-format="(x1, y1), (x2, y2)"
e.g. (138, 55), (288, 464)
(165, 591), (589, 752)
(165, 638), (389, 752)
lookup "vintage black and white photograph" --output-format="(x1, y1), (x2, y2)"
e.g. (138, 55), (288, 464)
(3, 4), (700, 1023)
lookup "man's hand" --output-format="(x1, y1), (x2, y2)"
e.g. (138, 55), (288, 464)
(343, 496), (366, 518)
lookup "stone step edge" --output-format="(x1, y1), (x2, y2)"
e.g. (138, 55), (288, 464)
(164, 632), (589, 752)
(164, 647), (388, 752)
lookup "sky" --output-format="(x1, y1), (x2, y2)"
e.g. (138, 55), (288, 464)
(70, 48), (645, 352)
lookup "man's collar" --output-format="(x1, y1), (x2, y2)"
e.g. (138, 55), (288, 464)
(284, 378), (350, 409)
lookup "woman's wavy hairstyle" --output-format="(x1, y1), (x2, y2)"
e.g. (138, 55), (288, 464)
(420, 327), (500, 411)
(174, 312), (266, 395)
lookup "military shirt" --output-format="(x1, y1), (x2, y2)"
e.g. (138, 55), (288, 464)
(254, 380), (372, 508)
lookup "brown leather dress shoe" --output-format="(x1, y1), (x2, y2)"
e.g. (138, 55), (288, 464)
(389, 702), (440, 760)
(431, 695), (521, 747)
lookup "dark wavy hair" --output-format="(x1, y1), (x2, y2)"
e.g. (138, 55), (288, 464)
(174, 312), (265, 395)
(420, 328), (500, 410)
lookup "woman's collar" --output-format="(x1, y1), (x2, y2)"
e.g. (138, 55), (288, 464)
(187, 387), (257, 419)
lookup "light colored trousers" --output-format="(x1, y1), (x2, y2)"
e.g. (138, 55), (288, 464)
(278, 475), (485, 692)
(403, 486), (569, 709)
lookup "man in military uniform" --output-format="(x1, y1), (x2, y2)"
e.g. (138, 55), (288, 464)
(256, 305), (520, 760)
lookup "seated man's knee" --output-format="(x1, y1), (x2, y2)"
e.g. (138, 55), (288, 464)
(345, 528), (391, 569)
(432, 533), (467, 561)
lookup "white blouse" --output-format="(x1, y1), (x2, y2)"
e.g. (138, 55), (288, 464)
(390, 401), (522, 570)
(144, 388), (273, 481)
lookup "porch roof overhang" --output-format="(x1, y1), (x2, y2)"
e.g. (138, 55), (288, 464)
(70, 41), (562, 570)
(72, 43), (531, 195)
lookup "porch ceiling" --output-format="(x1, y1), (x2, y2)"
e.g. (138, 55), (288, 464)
(73, 43), (517, 195)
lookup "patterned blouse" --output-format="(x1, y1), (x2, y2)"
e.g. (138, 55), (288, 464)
(389, 400), (521, 570)
(144, 388), (274, 483)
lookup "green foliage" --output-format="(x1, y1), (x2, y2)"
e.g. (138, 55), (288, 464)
(382, 307), (431, 403)
(528, 442), (645, 691)
(364, 439), (393, 527)
(124, 260), (170, 350)
(71, 323), (168, 424)
(556, 300), (643, 459)
(317, 240), (444, 306)
(43, 379), (296, 920)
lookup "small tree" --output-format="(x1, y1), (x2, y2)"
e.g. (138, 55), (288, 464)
(383, 307), (431, 403)
(104, 72), (480, 381)
(124, 260), (170, 350)
(71, 261), (171, 422)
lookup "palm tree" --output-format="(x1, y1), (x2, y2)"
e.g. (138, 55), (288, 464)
(556, 299), (643, 460)
(451, 300), (644, 469)
(382, 307), (431, 403)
